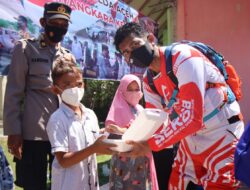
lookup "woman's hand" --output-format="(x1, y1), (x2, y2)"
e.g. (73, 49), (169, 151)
(106, 124), (127, 135)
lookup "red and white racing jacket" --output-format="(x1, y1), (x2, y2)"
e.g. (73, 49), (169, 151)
(144, 44), (242, 152)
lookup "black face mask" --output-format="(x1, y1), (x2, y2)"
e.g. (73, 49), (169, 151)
(44, 24), (67, 43)
(130, 41), (154, 68)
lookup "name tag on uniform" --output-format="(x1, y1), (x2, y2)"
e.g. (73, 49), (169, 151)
(31, 58), (49, 63)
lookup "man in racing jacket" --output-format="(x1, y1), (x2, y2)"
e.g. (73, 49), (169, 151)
(114, 22), (244, 190)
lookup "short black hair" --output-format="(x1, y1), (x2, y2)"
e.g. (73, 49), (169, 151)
(52, 56), (81, 84)
(114, 22), (148, 52)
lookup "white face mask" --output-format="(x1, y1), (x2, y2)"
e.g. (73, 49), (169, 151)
(61, 87), (85, 107)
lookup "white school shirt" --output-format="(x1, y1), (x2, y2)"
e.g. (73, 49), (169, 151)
(46, 103), (100, 190)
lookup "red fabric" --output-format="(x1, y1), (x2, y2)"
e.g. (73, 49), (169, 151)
(225, 64), (242, 100)
(148, 82), (203, 151)
(169, 138), (239, 190)
(142, 44), (242, 190)
(145, 48), (204, 151)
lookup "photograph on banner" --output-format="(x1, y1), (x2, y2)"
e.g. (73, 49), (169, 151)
(0, 0), (158, 80)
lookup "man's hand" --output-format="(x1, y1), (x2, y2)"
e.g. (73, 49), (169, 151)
(7, 135), (23, 159)
(120, 140), (151, 158)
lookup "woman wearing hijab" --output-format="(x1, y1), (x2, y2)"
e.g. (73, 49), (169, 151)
(105, 74), (158, 190)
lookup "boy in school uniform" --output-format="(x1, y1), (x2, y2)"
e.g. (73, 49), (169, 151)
(46, 56), (116, 190)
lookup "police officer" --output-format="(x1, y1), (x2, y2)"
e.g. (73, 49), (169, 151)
(3, 2), (74, 190)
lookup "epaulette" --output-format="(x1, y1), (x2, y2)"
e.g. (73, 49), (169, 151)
(17, 39), (28, 50)
(38, 34), (47, 48)
(17, 38), (35, 44)
(27, 37), (36, 42)
(17, 38), (36, 46)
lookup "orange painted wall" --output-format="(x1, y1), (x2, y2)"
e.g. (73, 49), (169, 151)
(176, 0), (250, 123)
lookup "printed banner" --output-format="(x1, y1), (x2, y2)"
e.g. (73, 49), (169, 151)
(0, 0), (158, 80)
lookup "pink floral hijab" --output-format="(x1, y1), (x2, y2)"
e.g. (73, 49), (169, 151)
(105, 74), (143, 128)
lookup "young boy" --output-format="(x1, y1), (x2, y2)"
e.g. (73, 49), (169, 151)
(46, 57), (115, 190)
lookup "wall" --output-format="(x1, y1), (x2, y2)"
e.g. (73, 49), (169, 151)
(163, 6), (176, 45)
(176, 0), (250, 123)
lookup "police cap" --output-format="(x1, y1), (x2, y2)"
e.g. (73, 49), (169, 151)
(43, 2), (71, 21)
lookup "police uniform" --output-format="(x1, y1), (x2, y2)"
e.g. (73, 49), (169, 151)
(3, 2), (73, 190)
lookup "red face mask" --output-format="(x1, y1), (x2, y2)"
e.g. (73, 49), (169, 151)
(123, 91), (143, 106)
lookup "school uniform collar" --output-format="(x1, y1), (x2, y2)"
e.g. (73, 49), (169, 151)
(60, 102), (86, 119)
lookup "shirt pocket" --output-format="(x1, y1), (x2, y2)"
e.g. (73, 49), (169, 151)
(29, 61), (51, 75)
(27, 61), (52, 90)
